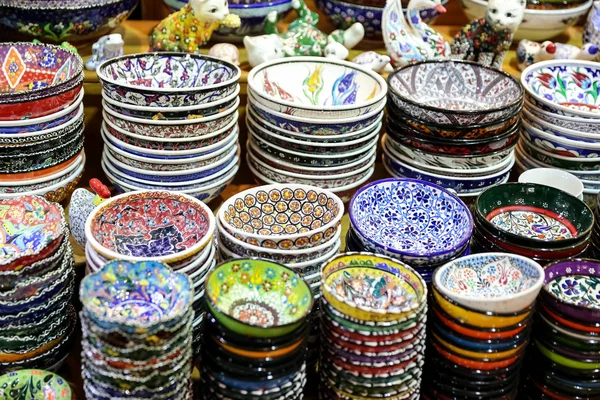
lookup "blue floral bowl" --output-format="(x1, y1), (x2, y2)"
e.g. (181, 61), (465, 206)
(348, 178), (474, 266)
(80, 260), (193, 334)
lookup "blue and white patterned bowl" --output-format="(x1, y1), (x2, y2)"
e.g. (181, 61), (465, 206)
(348, 178), (474, 266)
(214, 0), (294, 40)
(519, 137), (600, 171)
(523, 107), (600, 143)
(524, 99), (600, 135)
(521, 119), (600, 159)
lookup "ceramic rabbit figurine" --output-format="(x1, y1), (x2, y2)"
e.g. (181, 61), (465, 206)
(584, 1), (600, 46)
(69, 179), (111, 249)
(150, 0), (241, 53)
(85, 34), (124, 71)
(383, 0), (449, 67)
(451, 0), (525, 70)
(244, 0), (364, 67)
(517, 39), (599, 70)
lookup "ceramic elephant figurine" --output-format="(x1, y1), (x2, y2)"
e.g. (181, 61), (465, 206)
(69, 179), (111, 249)
(85, 34), (124, 71)
(517, 39), (599, 71)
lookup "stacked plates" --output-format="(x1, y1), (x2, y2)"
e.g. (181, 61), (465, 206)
(245, 57), (387, 202)
(524, 259), (600, 398)
(81, 190), (216, 358)
(346, 178), (473, 283)
(319, 252), (428, 399)
(385, 61), (522, 200)
(80, 260), (194, 399)
(591, 198), (600, 258)
(426, 253), (545, 399)
(0, 195), (75, 374)
(471, 183), (594, 266)
(96, 53), (242, 203)
(201, 259), (312, 399)
(0, 42), (85, 202)
(518, 60), (600, 199)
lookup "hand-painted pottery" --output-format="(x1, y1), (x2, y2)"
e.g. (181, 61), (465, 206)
(535, 339), (600, 370)
(248, 57), (387, 120)
(521, 60), (600, 119)
(475, 183), (594, 249)
(213, 0), (294, 40)
(520, 138), (600, 171)
(85, 190), (215, 263)
(431, 320), (530, 353)
(522, 107), (600, 144)
(0, 369), (71, 400)
(522, 119), (600, 159)
(218, 184), (344, 250)
(0, 43), (83, 120)
(388, 60), (523, 127)
(518, 166), (584, 200)
(525, 98), (600, 135)
(204, 259), (313, 338)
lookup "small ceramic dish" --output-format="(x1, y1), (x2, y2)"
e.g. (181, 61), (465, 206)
(85, 190), (215, 263)
(204, 259), (313, 338)
(98, 52), (241, 107)
(248, 57), (387, 120)
(0, 369), (71, 399)
(524, 98), (600, 135)
(518, 167), (584, 200)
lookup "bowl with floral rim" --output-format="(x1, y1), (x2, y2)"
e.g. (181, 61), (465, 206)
(521, 119), (600, 159)
(98, 52), (241, 107)
(0, 151), (82, 184)
(519, 138), (600, 171)
(84, 190), (215, 263)
(524, 98), (600, 134)
(522, 106), (600, 143)
(218, 184), (344, 251)
(475, 182), (594, 249)
(0, 369), (71, 399)
(204, 259), (313, 338)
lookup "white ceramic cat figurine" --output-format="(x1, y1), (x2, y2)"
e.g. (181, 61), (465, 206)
(243, 34), (285, 68)
(517, 39), (600, 70)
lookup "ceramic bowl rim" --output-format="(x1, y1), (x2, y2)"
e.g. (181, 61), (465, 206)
(522, 118), (600, 150)
(520, 136), (600, 162)
(97, 52), (242, 94)
(518, 167), (584, 197)
(542, 257), (600, 300)
(0, 369), (72, 397)
(0, 152), (84, 187)
(247, 56), (387, 113)
(0, 103), (84, 142)
(85, 190), (215, 263)
(524, 98), (600, 125)
(0, 160), (83, 199)
(228, 0), (293, 8)
(388, 60), (524, 116)
(522, 106), (600, 140)
(8, 0), (135, 10)
(467, 0), (592, 14)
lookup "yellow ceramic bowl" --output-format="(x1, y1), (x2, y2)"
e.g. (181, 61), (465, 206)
(433, 333), (526, 361)
(432, 289), (531, 329)
(213, 336), (305, 359)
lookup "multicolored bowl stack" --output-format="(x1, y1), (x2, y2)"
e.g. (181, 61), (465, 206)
(426, 253), (545, 399)
(0, 195), (75, 374)
(201, 259), (313, 399)
(385, 61), (522, 201)
(517, 60), (600, 200)
(0, 42), (85, 203)
(97, 53), (241, 203)
(523, 259), (600, 398)
(80, 260), (194, 399)
(347, 178), (473, 283)
(246, 57), (386, 202)
(82, 190), (217, 357)
(471, 183), (594, 266)
(319, 253), (428, 399)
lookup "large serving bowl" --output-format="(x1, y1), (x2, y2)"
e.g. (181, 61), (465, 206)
(460, 0), (593, 41)
(388, 61), (523, 127)
(98, 52), (241, 107)
(248, 57), (387, 120)
(525, 99), (600, 134)
(214, 0), (294, 40)
(85, 190), (215, 263)
(0, 43), (83, 120)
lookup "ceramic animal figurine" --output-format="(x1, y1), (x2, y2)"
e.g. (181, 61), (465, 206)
(150, 0), (241, 53)
(584, 1), (600, 46)
(517, 39), (599, 70)
(69, 179), (111, 248)
(208, 43), (240, 65)
(451, 0), (525, 70)
(352, 51), (393, 73)
(243, 0), (364, 67)
(383, 0), (450, 67)
(85, 34), (124, 71)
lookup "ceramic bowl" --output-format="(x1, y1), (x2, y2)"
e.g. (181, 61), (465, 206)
(98, 52), (241, 107)
(525, 99), (600, 135)
(214, 0), (294, 40)
(519, 137), (600, 171)
(475, 182), (594, 249)
(521, 119), (600, 159)
(434, 253), (545, 313)
(248, 57), (387, 120)
(519, 168), (584, 199)
(0, 369), (71, 399)
(388, 60), (523, 127)
(218, 184), (344, 250)
(0, 43), (83, 120)
(460, 0), (592, 41)
(204, 259), (313, 338)
(522, 106), (600, 143)
(85, 190), (215, 263)
(349, 178), (473, 266)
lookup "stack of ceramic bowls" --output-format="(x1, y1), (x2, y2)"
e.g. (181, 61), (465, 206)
(0, 195), (75, 374)
(471, 183), (594, 266)
(426, 253), (545, 399)
(246, 57), (387, 202)
(319, 252), (428, 399)
(82, 190), (216, 358)
(385, 61), (522, 201)
(591, 198), (600, 258)
(201, 259), (313, 399)
(523, 259), (600, 398)
(517, 60), (600, 200)
(0, 42), (85, 203)
(0, 369), (72, 399)
(347, 178), (473, 283)
(80, 260), (194, 399)
(97, 53), (242, 203)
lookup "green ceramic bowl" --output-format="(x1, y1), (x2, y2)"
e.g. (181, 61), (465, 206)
(476, 183), (594, 249)
(204, 259), (313, 338)
(536, 339), (600, 370)
(0, 369), (72, 399)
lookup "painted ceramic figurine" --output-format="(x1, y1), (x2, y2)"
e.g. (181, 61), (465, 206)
(383, 0), (450, 67)
(69, 179), (111, 248)
(451, 0), (525, 70)
(150, 0), (241, 53)
(584, 1), (600, 46)
(243, 0), (364, 67)
(517, 39), (599, 70)
(85, 34), (124, 71)
(208, 43), (240, 65)
(352, 51), (393, 73)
